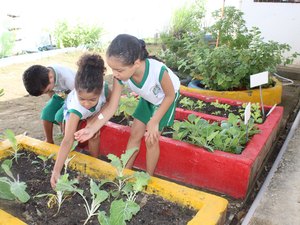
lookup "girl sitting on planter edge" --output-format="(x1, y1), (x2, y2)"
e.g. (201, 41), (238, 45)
(74, 34), (180, 176)
(50, 53), (110, 189)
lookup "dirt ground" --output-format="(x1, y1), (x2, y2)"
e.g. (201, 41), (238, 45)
(1, 50), (300, 225)
(0, 50), (110, 143)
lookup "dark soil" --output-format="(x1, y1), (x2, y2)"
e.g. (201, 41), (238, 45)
(0, 151), (196, 225)
(177, 95), (269, 123)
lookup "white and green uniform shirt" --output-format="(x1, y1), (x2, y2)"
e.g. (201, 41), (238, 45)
(64, 82), (109, 120)
(120, 58), (180, 105)
(48, 65), (76, 98)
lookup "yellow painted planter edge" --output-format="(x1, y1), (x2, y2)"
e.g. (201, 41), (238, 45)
(0, 135), (228, 225)
(180, 77), (282, 105)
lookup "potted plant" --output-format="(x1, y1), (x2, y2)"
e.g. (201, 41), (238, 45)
(159, 6), (299, 105)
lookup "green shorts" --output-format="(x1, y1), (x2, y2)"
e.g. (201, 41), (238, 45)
(133, 92), (180, 131)
(40, 94), (65, 124)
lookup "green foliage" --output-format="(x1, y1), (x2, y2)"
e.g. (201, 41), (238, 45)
(179, 96), (207, 111)
(35, 173), (81, 216)
(115, 94), (139, 124)
(78, 179), (109, 225)
(98, 148), (150, 225)
(211, 100), (230, 112)
(239, 103), (263, 124)
(172, 113), (260, 154)
(0, 31), (15, 58)
(161, 5), (299, 91)
(32, 153), (56, 173)
(53, 20), (104, 50)
(2, 129), (23, 163)
(159, 0), (206, 74)
(0, 159), (30, 203)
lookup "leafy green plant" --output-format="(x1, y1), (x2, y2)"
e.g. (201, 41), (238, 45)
(239, 103), (263, 124)
(77, 179), (109, 225)
(172, 113), (260, 154)
(179, 97), (195, 110)
(159, 0), (206, 74)
(53, 20), (103, 50)
(32, 153), (56, 173)
(195, 100), (207, 110)
(0, 159), (30, 203)
(193, 7), (299, 91)
(115, 94), (138, 124)
(97, 148), (150, 225)
(161, 6), (299, 90)
(0, 88), (4, 97)
(63, 140), (78, 174)
(211, 100), (231, 112)
(2, 129), (23, 163)
(35, 173), (81, 216)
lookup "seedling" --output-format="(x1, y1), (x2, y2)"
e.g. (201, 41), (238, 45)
(195, 100), (207, 110)
(0, 159), (30, 203)
(172, 113), (260, 154)
(2, 129), (23, 163)
(179, 96), (195, 110)
(64, 140), (78, 174)
(77, 179), (109, 225)
(32, 153), (56, 173)
(239, 103), (263, 123)
(35, 173), (81, 216)
(211, 100), (231, 112)
(97, 148), (150, 225)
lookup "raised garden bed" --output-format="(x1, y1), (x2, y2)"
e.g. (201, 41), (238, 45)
(177, 89), (273, 124)
(0, 136), (228, 225)
(100, 94), (284, 199)
(180, 77), (282, 105)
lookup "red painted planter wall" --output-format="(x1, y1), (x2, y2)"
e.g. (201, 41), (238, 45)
(99, 92), (283, 199)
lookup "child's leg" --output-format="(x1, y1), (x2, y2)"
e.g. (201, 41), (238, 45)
(145, 133), (161, 176)
(88, 132), (100, 158)
(125, 119), (146, 170)
(41, 94), (64, 143)
(42, 120), (54, 143)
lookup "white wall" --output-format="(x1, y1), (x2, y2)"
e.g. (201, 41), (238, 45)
(239, 0), (300, 64)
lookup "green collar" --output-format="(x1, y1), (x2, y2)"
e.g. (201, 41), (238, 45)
(129, 59), (149, 88)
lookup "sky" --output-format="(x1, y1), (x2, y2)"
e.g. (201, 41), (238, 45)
(1, 0), (239, 51)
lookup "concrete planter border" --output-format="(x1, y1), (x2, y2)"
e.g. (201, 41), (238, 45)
(99, 96), (283, 199)
(0, 136), (228, 225)
(180, 77), (282, 105)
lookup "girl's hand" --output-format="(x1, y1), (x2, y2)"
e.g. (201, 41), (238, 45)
(145, 120), (160, 144)
(74, 128), (94, 143)
(50, 171), (60, 189)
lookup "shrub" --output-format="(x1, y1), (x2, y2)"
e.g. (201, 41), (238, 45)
(53, 21), (104, 51)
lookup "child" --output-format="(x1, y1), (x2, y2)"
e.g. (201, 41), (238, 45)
(75, 34), (180, 175)
(22, 64), (76, 144)
(50, 53), (110, 189)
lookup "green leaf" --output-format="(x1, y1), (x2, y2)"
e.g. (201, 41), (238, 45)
(98, 211), (110, 225)
(109, 199), (140, 225)
(90, 179), (109, 204)
(4, 129), (18, 151)
(10, 181), (30, 203)
(0, 180), (15, 200)
(120, 147), (138, 167)
(132, 172), (150, 192)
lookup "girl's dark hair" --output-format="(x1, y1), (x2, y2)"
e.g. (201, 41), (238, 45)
(22, 65), (50, 96)
(106, 34), (151, 65)
(75, 53), (106, 95)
